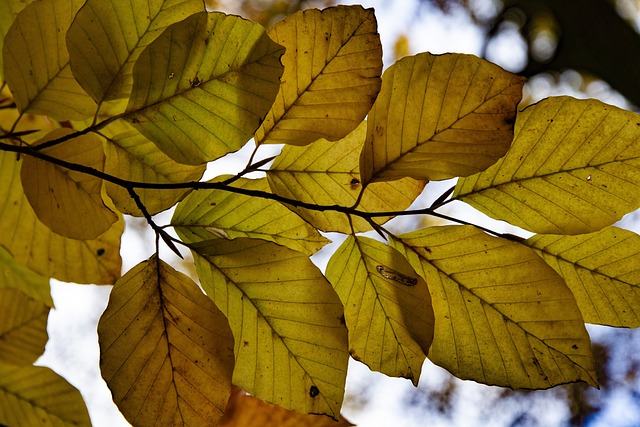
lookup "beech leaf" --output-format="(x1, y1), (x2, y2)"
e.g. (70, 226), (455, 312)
(98, 254), (235, 426)
(360, 52), (524, 183)
(188, 237), (349, 419)
(125, 11), (285, 165)
(455, 96), (640, 234)
(391, 225), (597, 389)
(254, 5), (382, 146)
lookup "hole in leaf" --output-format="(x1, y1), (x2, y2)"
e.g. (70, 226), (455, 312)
(309, 385), (320, 398)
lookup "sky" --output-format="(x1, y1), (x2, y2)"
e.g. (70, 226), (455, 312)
(34, 1), (640, 426)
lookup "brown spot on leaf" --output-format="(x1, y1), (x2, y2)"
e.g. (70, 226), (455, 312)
(309, 385), (320, 398)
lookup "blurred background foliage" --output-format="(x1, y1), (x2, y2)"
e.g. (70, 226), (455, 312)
(188, 1), (640, 425)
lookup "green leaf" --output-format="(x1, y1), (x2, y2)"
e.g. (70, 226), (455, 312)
(526, 226), (640, 327)
(99, 254), (234, 426)
(360, 52), (525, 183)
(0, 151), (123, 284)
(454, 96), (640, 234)
(21, 129), (118, 240)
(0, 362), (91, 427)
(67, 0), (205, 105)
(125, 11), (284, 165)
(2, 0), (97, 120)
(254, 5), (382, 146)
(391, 225), (597, 389)
(172, 177), (329, 256)
(190, 238), (349, 419)
(0, 287), (49, 365)
(0, 0), (33, 81)
(0, 245), (52, 307)
(267, 121), (425, 233)
(104, 127), (206, 216)
(325, 236), (434, 385)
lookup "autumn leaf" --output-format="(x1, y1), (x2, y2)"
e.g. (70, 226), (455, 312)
(360, 52), (525, 183)
(391, 225), (597, 389)
(125, 11), (284, 165)
(67, 0), (205, 105)
(455, 96), (640, 234)
(221, 387), (355, 427)
(0, 362), (91, 427)
(0, 245), (52, 306)
(0, 150), (123, 284)
(172, 176), (329, 256)
(525, 226), (640, 327)
(0, 0), (32, 81)
(103, 127), (206, 216)
(326, 236), (434, 384)
(2, 0), (97, 120)
(267, 121), (425, 233)
(20, 128), (118, 240)
(187, 237), (349, 419)
(254, 5), (382, 145)
(0, 287), (49, 365)
(99, 254), (235, 426)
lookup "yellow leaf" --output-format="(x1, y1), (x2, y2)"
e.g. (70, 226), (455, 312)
(221, 387), (355, 427)
(104, 128), (206, 216)
(267, 121), (425, 233)
(2, 0), (97, 120)
(255, 5), (382, 146)
(325, 236), (434, 385)
(0, 362), (91, 426)
(0, 288), (49, 366)
(21, 129), (118, 240)
(455, 97), (640, 234)
(126, 11), (284, 165)
(190, 238), (349, 419)
(526, 226), (640, 327)
(360, 52), (525, 183)
(391, 225), (597, 389)
(67, 0), (205, 105)
(172, 177), (329, 256)
(0, 245), (52, 307)
(0, 0), (33, 81)
(0, 151), (123, 284)
(98, 255), (234, 426)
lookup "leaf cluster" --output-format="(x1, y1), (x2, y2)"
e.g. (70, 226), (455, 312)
(1, 1), (640, 425)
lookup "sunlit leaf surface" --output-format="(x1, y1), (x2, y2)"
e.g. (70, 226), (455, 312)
(67, 0), (204, 105)
(326, 236), (434, 384)
(0, 287), (49, 365)
(255, 5), (382, 146)
(172, 177), (329, 256)
(455, 97), (640, 234)
(21, 129), (118, 240)
(267, 122), (425, 233)
(104, 128), (206, 216)
(392, 225), (597, 388)
(99, 255), (235, 426)
(2, 0), (97, 120)
(0, 151), (123, 284)
(526, 226), (640, 327)
(188, 237), (349, 419)
(126, 11), (284, 165)
(0, 362), (91, 426)
(360, 52), (524, 183)
(0, 245), (52, 306)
